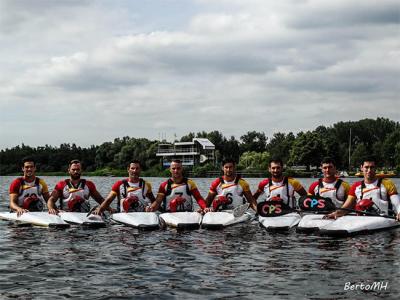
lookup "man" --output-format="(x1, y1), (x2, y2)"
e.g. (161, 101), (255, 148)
(327, 156), (400, 220)
(9, 156), (50, 216)
(48, 160), (105, 214)
(253, 158), (307, 208)
(308, 157), (350, 208)
(93, 160), (155, 215)
(147, 159), (207, 213)
(205, 158), (257, 212)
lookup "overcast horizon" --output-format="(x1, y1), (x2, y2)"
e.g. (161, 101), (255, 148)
(1, 0), (399, 150)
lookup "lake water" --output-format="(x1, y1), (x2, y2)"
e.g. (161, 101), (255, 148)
(0, 176), (399, 299)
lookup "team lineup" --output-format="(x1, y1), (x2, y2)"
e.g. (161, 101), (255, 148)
(7, 155), (400, 226)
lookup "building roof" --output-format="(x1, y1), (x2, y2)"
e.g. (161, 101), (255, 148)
(193, 138), (215, 150)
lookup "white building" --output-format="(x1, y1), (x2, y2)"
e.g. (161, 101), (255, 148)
(156, 138), (215, 168)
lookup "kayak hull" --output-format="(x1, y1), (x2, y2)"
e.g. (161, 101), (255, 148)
(59, 212), (106, 228)
(111, 212), (159, 230)
(259, 212), (301, 231)
(296, 214), (334, 233)
(0, 212), (70, 228)
(159, 212), (202, 229)
(319, 215), (400, 237)
(201, 211), (252, 229)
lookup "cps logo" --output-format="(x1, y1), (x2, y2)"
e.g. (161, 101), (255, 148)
(302, 198), (325, 209)
(259, 202), (282, 215)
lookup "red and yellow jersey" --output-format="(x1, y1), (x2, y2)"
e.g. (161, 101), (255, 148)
(308, 179), (350, 207)
(209, 176), (250, 209)
(9, 177), (49, 206)
(111, 178), (152, 212)
(256, 177), (304, 207)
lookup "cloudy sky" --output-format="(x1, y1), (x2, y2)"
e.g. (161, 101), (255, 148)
(1, 0), (399, 149)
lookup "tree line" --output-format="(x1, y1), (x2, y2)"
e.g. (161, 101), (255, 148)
(1, 118), (399, 176)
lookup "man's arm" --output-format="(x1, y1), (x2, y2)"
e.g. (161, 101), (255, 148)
(147, 193), (164, 212)
(47, 190), (61, 214)
(9, 193), (28, 216)
(93, 191), (117, 215)
(326, 195), (356, 219)
(243, 190), (257, 212)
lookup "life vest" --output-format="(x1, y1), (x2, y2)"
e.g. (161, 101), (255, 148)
(162, 178), (193, 212)
(60, 179), (91, 212)
(264, 177), (295, 208)
(357, 178), (389, 215)
(17, 177), (44, 211)
(211, 176), (245, 211)
(316, 178), (344, 207)
(117, 179), (149, 212)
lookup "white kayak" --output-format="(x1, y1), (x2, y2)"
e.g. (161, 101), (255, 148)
(111, 212), (159, 230)
(259, 212), (301, 231)
(202, 211), (252, 229)
(159, 212), (202, 229)
(0, 212), (70, 228)
(58, 212), (106, 228)
(296, 214), (335, 233)
(319, 215), (400, 237)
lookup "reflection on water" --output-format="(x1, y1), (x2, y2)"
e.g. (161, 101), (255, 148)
(0, 176), (400, 299)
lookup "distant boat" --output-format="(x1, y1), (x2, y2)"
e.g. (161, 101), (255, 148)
(338, 171), (349, 178)
(355, 171), (396, 178)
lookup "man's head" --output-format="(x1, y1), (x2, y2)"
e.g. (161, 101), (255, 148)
(221, 158), (236, 177)
(360, 156), (377, 181)
(68, 159), (82, 180)
(127, 160), (142, 178)
(170, 159), (183, 180)
(268, 158), (283, 179)
(321, 157), (337, 179)
(21, 156), (36, 178)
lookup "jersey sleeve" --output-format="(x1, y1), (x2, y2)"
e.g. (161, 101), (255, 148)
(86, 180), (97, 194)
(382, 179), (398, 196)
(188, 179), (206, 209)
(239, 179), (250, 192)
(341, 181), (351, 197)
(209, 178), (220, 193)
(9, 179), (22, 194)
(38, 179), (49, 194)
(257, 179), (268, 193)
(111, 180), (123, 195)
(54, 181), (65, 192)
(145, 181), (152, 195)
(158, 181), (168, 195)
(308, 181), (319, 195)
(348, 181), (361, 197)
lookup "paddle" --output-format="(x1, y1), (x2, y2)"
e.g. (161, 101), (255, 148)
(297, 195), (336, 213)
(336, 207), (397, 220)
(233, 203), (250, 218)
(257, 200), (294, 217)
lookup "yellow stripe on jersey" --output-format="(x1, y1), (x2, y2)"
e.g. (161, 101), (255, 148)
(382, 178), (398, 196)
(187, 179), (198, 191)
(238, 179), (250, 192)
(288, 178), (304, 192)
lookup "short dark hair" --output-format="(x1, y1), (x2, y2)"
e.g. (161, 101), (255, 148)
(22, 156), (36, 166)
(269, 157), (283, 167)
(129, 160), (141, 166)
(69, 159), (81, 167)
(321, 157), (336, 167)
(222, 158), (236, 166)
(171, 159), (182, 164)
(361, 155), (377, 165)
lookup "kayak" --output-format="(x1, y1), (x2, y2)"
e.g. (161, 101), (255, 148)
(110, 212), (159, 230)
(0, 212), (70, 228)
(58, 212), (106, 228)
(202, 211), (252, 229)
(319, 215), (400, 237)
(296, 214), (335, 233)
(259, 212), (301, 231)
(159, 212), (202, 229)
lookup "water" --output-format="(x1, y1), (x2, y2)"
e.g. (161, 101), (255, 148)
(1, 176), (399, 299)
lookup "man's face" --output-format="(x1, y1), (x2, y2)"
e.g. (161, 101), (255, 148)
(269, 162), (283, 178)
(128, 163), (141, 178)
(222, 162), (235, 177)
(170, 162), (183, 179)
(321, 163), (336, 179)
(69, 163), (82, 180)
(22, 161), (36, 178)
(361, 161), (376, 181)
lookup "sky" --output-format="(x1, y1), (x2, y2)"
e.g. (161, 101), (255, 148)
(0, 0), (399, 149)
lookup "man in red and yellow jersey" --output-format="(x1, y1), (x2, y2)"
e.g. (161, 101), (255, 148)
(93, 160), (155, 214)
(308, 157), (350, 208)
(48, 160), (105, 214)
(327, 156), (400, 220)
(147, 159), (207, 213)
(205, 158), (257, 212)
(9, 156), (50, 216)
(253, 158), (307, 208)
